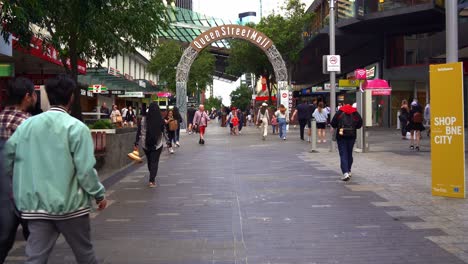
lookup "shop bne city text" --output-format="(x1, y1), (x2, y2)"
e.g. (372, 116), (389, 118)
(433, 116), (462, 144)
(190, 25), (273, 52)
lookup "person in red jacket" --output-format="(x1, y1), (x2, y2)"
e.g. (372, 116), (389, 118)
(330, 102), (363, 181)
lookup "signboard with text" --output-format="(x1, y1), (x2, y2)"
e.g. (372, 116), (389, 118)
(326, 55), (341, 72)
(430, 62), (465, 198)
(280, 90), (289, 111)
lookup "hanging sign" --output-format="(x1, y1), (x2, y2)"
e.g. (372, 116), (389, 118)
(355, 69), (367, 80)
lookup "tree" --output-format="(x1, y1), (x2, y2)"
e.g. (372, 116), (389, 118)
(227, 0), (313, 103)
(1, 0), (173, 120)
(230, 84), (252, 112)
(147, 40), (215, 96)
(204, 96), (223, 112)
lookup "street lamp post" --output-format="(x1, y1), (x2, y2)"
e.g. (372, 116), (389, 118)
(329, 0), (337, 152)
(446, 0), (458, 63)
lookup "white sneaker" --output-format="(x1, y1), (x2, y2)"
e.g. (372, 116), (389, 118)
(169, 147), (174, 154)
(283, 137), (286, 140)
(348, 172), (352, 178)
(341, 173), (350, 181)
(175, 141), (180, 147)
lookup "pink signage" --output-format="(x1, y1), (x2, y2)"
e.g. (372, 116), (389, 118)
(157, 92), (172, 98)
(371, 89), (392, 96)
(355, 69), (367, 80)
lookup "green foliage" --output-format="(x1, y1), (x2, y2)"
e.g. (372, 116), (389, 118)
(230, 84), (252, 111)
(1, 0), (174, 120)
(89, 119), (114, 129)
(227, 0), (313, 101)
(204, 96), (223, 111)
(148, 40), (215, 96)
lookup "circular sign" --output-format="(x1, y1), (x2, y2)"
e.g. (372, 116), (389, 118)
(329, 56), (338, 64)
(282, 93), (287, 98)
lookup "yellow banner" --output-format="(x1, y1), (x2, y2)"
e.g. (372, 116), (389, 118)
(430, 62), (465, 198)
(339, 79), (361, 87)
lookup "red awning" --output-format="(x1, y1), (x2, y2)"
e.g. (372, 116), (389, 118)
(13, 36), (86, 74)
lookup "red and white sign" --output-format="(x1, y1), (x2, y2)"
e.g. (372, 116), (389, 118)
(326, 55), (341, 72)
(13, 36), (86, 74)
(280, 90), (289, 110)
(355, 69), (367, 80)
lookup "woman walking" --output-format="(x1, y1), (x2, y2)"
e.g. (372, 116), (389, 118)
(407, 101), (425, 151)
(125, 106), (136, 127)
(275, 104), (290, 140)
(173, 107), (183, 147)
(110, 104), (123, 128)
(165, 110), (178, 154)
(399, 100), (410, 139)
(256, 103), (270, 140)
(135, 103), (164, 188)
(312, 102), (329, 143)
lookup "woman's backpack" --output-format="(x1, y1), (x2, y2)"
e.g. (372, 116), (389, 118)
(338, 113), (357, 138)
(413, 112), (423, 123)
(168, 119), (178, 131)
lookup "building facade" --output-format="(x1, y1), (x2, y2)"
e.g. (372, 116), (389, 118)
(175, 0), (192, 10)
(295, 0), (468, 127)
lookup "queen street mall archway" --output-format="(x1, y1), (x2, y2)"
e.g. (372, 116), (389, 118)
(176, 24), (288, 128)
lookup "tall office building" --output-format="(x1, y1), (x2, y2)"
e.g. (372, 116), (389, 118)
(175, 0), (192, 10)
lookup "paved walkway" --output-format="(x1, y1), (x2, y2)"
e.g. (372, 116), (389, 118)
(5, 125), (468, 263)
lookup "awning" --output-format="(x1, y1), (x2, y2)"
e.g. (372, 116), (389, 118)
(362, 79), (392, 95)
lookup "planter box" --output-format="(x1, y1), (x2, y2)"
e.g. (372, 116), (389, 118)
(90, 129), (116, 134)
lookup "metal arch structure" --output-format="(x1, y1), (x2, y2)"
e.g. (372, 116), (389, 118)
(176, 24), (288, 128)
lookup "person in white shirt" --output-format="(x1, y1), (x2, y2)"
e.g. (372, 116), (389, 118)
(312, 102), (329, 143)
(256, 103), (270, 140)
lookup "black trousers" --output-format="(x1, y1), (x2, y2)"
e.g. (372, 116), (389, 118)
(144, 147), (163, 183)
(299, 119), (308, 140)
(167, 131), (175, 147)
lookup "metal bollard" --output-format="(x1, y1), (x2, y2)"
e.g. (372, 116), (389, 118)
(310, 119), (318, 153)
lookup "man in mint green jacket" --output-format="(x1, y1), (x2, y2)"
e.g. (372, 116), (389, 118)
(4, 75), (107, 264)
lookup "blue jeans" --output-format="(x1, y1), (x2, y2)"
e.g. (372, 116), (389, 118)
(173, 127), (180, 143)
(337, 138), (356, 174)
(278, 118), (287, 138)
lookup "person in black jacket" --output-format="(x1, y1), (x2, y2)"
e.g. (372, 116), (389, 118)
(126, 106), (136, 127)
(407, 101), (425, 151)
(331, 103), (363, 182)
(172, 107), (183, 147)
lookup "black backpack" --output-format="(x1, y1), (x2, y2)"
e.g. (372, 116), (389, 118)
(338, 112), (356, 138)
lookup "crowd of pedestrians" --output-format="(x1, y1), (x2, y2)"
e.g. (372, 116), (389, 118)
(0, 75), (428, 262)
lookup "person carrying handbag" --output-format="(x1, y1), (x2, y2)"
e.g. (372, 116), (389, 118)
(192, 104), (209, 145)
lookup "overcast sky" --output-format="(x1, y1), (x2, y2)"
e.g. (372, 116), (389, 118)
(192, 0), (313, 106)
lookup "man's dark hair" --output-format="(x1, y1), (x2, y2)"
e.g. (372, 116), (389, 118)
(45, 75), (76, 106)
(6, 77), (35, 106)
